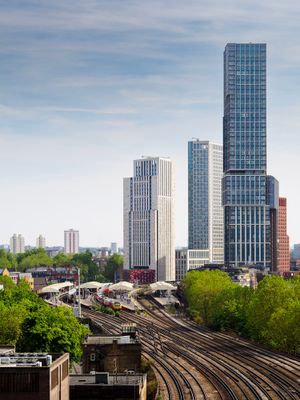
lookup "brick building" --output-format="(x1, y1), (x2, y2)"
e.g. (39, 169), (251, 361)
(70, 372), (147, 400)
(277, 197), (290, 274)
(0, 351), (69, 400)
(82, 325), (141, 374)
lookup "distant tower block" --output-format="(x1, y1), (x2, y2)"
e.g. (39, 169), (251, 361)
(64, 229), (79, 254)
(36, 234), (46, 249)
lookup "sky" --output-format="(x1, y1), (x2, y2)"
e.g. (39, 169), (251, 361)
(0, 0), (300, 247)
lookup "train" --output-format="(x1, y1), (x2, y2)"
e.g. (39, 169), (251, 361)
(95, 294), (122, 311)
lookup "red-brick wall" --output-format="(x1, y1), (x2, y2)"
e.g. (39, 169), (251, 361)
(277, 197), (290, 274)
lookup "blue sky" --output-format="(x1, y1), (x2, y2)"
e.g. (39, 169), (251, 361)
(1, 0), (300, 247)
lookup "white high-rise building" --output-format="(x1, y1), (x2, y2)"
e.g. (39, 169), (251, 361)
(10, 234), (25, 254)
(64, 229), (79, 254)
(188, 140), (224, 263)
(124, 157), (175, 282)
(110, 242), (118, 254)
(36, 234), (46, 249)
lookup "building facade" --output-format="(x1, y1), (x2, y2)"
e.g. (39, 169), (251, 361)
(175, 248), (210, 281)
(124, 157), (175, 282)
(110, 242), (118, 254)
(9, 234), (25, 254)
(0, 351), (69, 400)
(277, 197), (290, 274)
(64, 229), (79, 255)
(36, 234), (46, 249)
(188, 140), (223, 263)
(223, 43), (272, 268)
(292, 243), (300, 260)
(267, 175), (279, 271)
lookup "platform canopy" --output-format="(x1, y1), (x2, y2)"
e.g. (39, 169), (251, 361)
(80, 281), (105, 290)
(109, 281), (133, 292)
(150, 281), (177, 292)
(41, 281), (73, 293)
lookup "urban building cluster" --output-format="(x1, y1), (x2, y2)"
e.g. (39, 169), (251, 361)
(0, 43), (294, 286)
(2, 231), (120, 258)
(0, 323), (146, 400)
(123, 43), (291, 283)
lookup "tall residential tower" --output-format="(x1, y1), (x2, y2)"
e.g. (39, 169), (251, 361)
(123, 157), (175, 282)
(10, 234), (25, 254)
(223, 43), (272, 267)
(188, 140), (223, 263)
(64, 229), (79, 255)
(36, 234), (46, 249)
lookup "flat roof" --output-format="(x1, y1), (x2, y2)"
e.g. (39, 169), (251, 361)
(0, 353), (66, 368)
(84, 335), (135, 345)
(70, 373), (145, 386)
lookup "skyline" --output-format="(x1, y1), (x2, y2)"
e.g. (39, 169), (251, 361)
(1, 1), (300, 247)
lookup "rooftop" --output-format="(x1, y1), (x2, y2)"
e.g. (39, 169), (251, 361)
(84, 335), (136, 346)
(70, 373), (146, 386)
(0, 353), (63, 368)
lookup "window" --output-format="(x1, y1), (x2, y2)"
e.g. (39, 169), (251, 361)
(62, 360), (69, 380)
(51, 368), (58, 390)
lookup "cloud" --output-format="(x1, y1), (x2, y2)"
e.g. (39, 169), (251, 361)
(0, 1), (300, 245)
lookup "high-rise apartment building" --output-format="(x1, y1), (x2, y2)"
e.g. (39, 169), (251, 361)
(188, 140), (224, 263)
(110, 242), (118, 254)
(223, 43), (272, 267)
(10, 234), (25, 254)
(123, 157), (175, 282)
(267, 175), (279, 271)
(64, 229), (79, 254)
(36, 234), (46, 249)
(277, 197), (290, 274)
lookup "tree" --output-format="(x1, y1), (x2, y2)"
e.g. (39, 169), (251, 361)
(19, 251), (52, 271)
(246, 276), (295, 342)
(209, 285), (253, 333)
(0, 280), (89, 361)
(52, 252), (73, 267)
(265, 300), (300, 353)
(105, 254), (123, 282)
(0, 275), (16, 290)
(0, 249), (17, 269)
(183, 270), (234, 324)
(18, 306), (89, 361)
(72, 251), (101, 282)
(0, 302), (26, 345)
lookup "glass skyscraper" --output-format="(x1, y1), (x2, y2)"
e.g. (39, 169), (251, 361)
(223, 43), (271, 267)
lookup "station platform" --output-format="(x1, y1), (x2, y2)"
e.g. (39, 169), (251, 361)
(152, 294), (179, 307)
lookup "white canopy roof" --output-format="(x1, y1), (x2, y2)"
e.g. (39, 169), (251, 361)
(80, 281), (105, 289)
(109, 281), (133, 292)
(150, 281), (177, 291)
(41, 281), (73, 293)
(40, 287), (59, 294)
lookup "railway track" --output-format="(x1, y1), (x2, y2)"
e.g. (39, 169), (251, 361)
(134, 297), (300, 399)
(83, 309), (191, 399)
(83, 296), (300, 399)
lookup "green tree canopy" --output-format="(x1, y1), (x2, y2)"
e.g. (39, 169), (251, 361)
(19, 250), (53, 271)
(52, 252), (73, 267)
(0, 281), (89, 361)
(183, 271), (300, 354)
(104, 254), (123, 282)
(183, 270), (234, 324)
(72, 250), (102, 282)
(0, 249), (17, 269)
